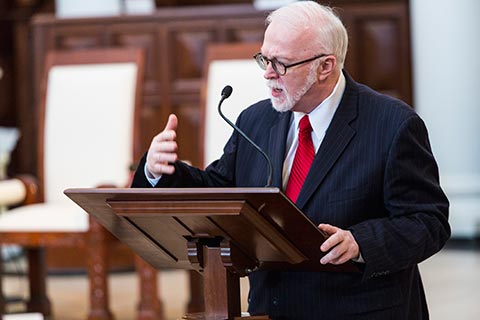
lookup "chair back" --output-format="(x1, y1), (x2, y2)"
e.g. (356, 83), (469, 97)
(38, 49), (144, 204)
(201, 43), (269, 168)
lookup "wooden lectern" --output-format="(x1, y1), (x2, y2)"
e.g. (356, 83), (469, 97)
(65, 188), (358, 320)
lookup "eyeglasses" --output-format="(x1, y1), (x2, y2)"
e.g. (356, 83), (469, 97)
(253, 52), (330, 76)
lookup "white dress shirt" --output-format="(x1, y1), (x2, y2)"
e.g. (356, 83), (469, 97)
(282, 72), (346, 190)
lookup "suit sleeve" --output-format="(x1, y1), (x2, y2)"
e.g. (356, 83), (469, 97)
(350, 114), (450, 280)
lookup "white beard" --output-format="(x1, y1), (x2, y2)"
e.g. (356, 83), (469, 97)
(268, 65), (318, 113)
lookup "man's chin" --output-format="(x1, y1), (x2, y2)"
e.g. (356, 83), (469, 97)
(270, 98), (291, 113)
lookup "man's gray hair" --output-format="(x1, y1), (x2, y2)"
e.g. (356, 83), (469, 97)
(266, 1), (349, 70)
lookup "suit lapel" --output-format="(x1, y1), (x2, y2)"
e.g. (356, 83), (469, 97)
(267, 111), (292, 188)
(296, 73), (359, 209)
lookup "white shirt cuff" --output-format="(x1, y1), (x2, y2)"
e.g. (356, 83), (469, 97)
(352, 252), (365, 263)
(144, 163), (161, 186)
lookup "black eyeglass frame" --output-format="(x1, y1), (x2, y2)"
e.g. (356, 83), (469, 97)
(253, 52), (331, 76)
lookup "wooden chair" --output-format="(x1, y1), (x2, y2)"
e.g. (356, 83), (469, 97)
(0, 49), (161, 320)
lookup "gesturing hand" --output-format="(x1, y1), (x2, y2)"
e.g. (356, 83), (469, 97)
(146, 114), (178, 178)
(318, 223), (360, 265)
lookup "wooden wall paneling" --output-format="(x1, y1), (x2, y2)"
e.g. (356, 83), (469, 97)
(0, 19), (15, 126)
(359, 19), (402, 98)
(340, 2), (412, 104)
(52, 26), (106, 50)
(0, 1), (52, 176)
(165, 20), (220, 166)
(109, 23), (160, 94)
(175, 100), (203, 167)
(109, 22), (170, 157)
(223, 17), (266, 43)
(14, 14), (43, 177)
(166, 20), (220, 92)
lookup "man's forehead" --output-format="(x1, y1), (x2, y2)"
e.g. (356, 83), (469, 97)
(262, 22), (316, 57)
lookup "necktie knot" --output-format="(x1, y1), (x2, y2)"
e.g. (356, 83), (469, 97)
(299, 115), (313, 135)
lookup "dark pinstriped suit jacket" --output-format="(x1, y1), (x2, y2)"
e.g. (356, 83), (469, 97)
(132, 72), (450, 319)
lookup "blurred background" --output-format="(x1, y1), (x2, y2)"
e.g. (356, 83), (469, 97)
(1, 0), (479, 319)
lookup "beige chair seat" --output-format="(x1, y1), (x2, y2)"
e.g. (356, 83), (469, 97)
(2, 313), (43, 320)
(0, 202), (88, 232)
(0, 178), (27, 205)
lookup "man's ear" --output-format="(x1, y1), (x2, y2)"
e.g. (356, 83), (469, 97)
(317, 55), (337, 81)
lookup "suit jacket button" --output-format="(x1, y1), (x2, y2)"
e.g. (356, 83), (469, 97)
(272, 298), (279, 306)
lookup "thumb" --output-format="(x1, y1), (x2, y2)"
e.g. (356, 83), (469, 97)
(164, 114), (178, 131)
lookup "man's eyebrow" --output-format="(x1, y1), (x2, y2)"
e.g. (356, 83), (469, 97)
(264, 53), (291, 62)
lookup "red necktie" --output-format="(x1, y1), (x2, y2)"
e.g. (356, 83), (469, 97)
(285, 115), (315, 203)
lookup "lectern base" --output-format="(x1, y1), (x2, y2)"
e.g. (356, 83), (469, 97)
(182, 313), (269, 320)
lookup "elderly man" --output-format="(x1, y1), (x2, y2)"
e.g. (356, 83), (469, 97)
(132, 1), (450, 319)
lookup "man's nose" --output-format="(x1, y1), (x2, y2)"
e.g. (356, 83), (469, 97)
(263, 62), (279, 80)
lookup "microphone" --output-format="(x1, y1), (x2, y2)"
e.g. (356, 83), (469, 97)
(221, 85), (233, 100)
(217, 85), (274, 187)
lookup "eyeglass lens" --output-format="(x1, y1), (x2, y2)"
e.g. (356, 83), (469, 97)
(255, 54), (285, 75)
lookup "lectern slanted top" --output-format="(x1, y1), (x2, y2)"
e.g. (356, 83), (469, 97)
(65, 187), (356, 274)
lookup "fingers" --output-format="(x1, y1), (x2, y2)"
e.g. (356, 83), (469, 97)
(319, 224), (340, 252)
(152, 150), (177, 164)
(146, 114), (179, 178)
(318, 224), (360, 265)
(320, 245), (352, 265)
(149, 161), (176, 176)
(318, 223), (337, 236)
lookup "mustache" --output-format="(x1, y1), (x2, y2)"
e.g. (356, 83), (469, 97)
(267, 79), (283, 90)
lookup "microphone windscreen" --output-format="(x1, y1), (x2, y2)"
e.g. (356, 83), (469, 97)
(221, 85), (233, 99)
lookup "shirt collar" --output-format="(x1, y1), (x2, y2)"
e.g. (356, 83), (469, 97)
(292, 72), (346, 141)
